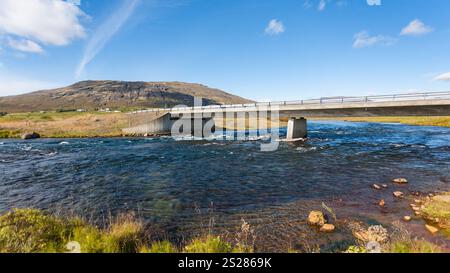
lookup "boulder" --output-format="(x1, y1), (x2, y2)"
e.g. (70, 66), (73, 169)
(393, 178), (408, 184)
(308, 211), (326, 226)
(320, 224), (335, 233)
(21, 132), (41, 140)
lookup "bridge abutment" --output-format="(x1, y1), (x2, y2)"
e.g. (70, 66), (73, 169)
(287, 117), (307, 141)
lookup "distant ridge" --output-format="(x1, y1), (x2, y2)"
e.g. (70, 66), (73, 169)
(0, 81), (253, 113)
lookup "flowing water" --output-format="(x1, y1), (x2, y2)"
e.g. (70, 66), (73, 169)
(0, 121), (449, 251)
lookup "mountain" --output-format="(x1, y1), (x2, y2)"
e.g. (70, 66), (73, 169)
(0, 81), (253, 113)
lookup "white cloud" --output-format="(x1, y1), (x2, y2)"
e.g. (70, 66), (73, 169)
(76, 0), (140, 78)
(318, 0), (327, 11)
(434, 72), (450, 82)
(0, 0), (86, 53)
(352, 31), (396, 48)
(400, 19), (433, 36)
(7, 38), (43, 53)
(265, 19), (285, 36)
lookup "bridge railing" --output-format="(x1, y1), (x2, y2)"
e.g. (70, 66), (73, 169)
(129, 91), (450, 114)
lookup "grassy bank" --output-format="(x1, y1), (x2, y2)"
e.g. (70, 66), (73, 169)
(312, 116), (450, 127)
(1, 192), (448, 253)
(0, 111), (130, 138)
(0, 209), (253, 253)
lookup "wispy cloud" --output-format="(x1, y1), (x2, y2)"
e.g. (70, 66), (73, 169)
(434, 72), (450, 82)
(76, 0), (141, 78)
(400, 19), (433, 36)
(353, 31), (396, 48)
(7, 38), (43, 53)
(318, 0), (327, 11)
(265, 19), (285, 36)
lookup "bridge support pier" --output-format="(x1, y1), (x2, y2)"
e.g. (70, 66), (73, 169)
(287, 117), (307, 141)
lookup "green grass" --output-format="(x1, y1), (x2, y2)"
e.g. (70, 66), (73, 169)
(389, 240), (442, 253)
(0, 209), (75, 253)
(0, 130), (20, 138)
(140, 241), (178, 253)
(184, 236), (232, 253)
(0, 209), (255, 253)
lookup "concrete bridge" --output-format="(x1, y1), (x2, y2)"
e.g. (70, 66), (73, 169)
(125, 91), (450, 140)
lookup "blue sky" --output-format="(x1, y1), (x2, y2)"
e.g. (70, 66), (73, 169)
(0, 0), (449, 101)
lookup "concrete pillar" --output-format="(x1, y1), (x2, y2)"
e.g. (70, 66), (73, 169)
(287, 118), (307, 140)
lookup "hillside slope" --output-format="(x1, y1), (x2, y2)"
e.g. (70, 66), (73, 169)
(0, 81), (253, 113)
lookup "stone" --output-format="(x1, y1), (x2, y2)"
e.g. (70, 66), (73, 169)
(392, 178), (408, 184)
(308, 211), (326, 226)
(320, 224), (335, 233)
(353, 225), (389, 244)
(403, 216), (412, 222)
(379, 200), (385, 207)
(381, 184), (388, 189)
(372, 184), (382, 190)
(21, 132), (40, 140)
(425, 224), (439, 235)
(393, 191), (404, 198)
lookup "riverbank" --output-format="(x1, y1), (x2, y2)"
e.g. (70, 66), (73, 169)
(1, 191), (448, 253)
(0, 112), (130, 138)
(311, 116), (450, 127)
(1, 112), (449, 138)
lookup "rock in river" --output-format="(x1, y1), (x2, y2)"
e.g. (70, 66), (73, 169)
(21, 132), (41, 140)
(403, 216), (412, 222)
(372, 184), (382, 190)
(320, 224), (335, 233)
(393, 178), (408, 184)
(393, 191), (404, 198)
(308, 211), (326, 226)
(425, 224), (439, 235)
(353, 225), (389, 244)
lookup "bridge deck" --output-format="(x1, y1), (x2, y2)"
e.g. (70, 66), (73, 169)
(130, 91), (450, 117)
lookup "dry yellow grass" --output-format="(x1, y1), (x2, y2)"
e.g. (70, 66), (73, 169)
(0, 112), (130, 138)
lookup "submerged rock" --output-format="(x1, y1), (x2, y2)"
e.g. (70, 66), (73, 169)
(320, 224), (335, 233)
(425, 224), (439, 235)
(403, 216), (412, 222)
(393, 191), (404, 198)
(21, 132), (40, 140)
(379, 200), (386, 207)
(307, 211), (326, 226)
(372, 184), (382, 190)
(351, 223), (389, 244)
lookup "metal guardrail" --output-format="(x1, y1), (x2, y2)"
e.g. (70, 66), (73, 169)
(129, 91), (450, 114)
